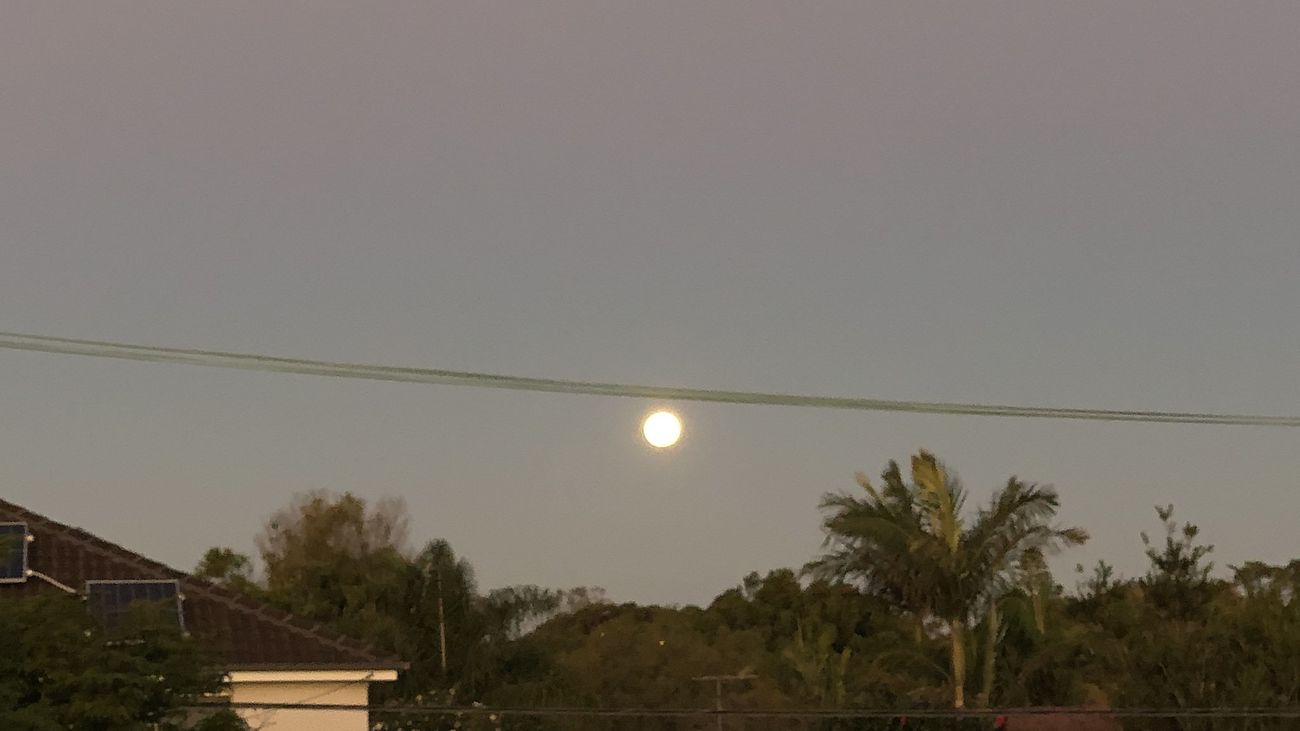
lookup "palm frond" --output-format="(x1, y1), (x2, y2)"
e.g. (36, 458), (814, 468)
(815, 452), (1086, 631)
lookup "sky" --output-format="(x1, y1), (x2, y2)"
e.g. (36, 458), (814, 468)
(2, 2), (1297, 606)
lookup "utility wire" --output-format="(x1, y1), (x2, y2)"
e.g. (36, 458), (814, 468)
(2, 331), (1298, 427)
(195, 701), (1300, 719)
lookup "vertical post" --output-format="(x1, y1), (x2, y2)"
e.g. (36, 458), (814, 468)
(437, 564), (448, 678)
(692, 674), (754, 731)
(715, 678), (723, 731)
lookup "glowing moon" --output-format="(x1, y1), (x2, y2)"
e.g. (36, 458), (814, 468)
(642, 411), (683, 448)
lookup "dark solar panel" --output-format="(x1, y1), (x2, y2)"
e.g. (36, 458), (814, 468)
(86, 580), (185, 632)
(0, 523), (27, 582)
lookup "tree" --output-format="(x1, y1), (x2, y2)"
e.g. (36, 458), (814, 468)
(193, 547), (262, 598)
(256, 491), (412, 648)
(809, 451), (1087, 708)
(0, 593), (248, 730)
(524, 603), (783, 709)
(229, 493), (575, 706)
(782, 620), (851, 707)
(397, 541), (571, 702)
(395, 539), (482, 698)
(1140, 505), (1216, 621)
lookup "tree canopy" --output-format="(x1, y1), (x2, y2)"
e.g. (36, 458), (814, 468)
(0, 592), (247, 731)
(809, 452), (1088, 708)
(171, 454), (1300, 729)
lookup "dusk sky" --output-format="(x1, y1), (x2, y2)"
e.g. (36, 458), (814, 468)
(2, 2), (1297, 605)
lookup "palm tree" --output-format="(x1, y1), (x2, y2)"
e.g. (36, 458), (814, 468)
(808, 451), (1087, 708)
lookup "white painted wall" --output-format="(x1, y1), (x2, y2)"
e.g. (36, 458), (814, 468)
(227, 670), (398, 731)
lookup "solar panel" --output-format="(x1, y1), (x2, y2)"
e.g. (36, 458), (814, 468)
(85, 580), (186, 632)
(0, 523), (28, 583)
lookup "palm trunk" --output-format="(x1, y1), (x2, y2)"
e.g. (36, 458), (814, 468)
(1031, 582), (1046, 635)
(949, 618), (967, 709)
(977, 603), (1000, 708)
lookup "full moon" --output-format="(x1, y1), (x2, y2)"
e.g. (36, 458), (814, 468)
(642, 410), (683, 448)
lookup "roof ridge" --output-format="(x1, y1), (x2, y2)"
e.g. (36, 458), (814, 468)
(0, 497), (403, 667)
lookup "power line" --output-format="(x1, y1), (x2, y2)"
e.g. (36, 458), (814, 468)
(194, 701), (1300, 719)
(2, 331), (1298, 427)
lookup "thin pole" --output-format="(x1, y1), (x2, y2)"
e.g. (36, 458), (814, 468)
(715, 678), (723, 731)
(693, 674), (755, 731)
(436, 563), (448, 678)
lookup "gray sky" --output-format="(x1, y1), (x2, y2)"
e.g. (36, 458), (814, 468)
(2, 2), (1297, 606)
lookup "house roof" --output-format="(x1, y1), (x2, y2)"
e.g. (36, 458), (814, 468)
(0, 498), (406, 672)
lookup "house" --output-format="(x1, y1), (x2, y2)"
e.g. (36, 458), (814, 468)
(0, 498), (406, 731)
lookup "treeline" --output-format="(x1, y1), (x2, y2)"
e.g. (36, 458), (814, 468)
(195, 452), (1300, 729)
(0, 594), (248, 730)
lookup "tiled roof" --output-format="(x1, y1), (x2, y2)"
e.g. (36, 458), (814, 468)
(0, 498), (406, 671)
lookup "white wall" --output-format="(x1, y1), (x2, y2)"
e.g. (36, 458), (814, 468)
(227, 670), (398, 731)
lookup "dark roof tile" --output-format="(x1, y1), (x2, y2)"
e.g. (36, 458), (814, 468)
(0, 498), (406, 671)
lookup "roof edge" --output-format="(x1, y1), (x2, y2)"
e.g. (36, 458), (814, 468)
(225, 661), (411, 672)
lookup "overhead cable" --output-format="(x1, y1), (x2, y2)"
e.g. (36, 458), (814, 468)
(196, 701), (1300, 719)
(2, 331), (1297, 427)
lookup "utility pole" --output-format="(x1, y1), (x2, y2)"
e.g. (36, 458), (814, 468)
(436, 563), (448, 678)
(692, 673), (755, 731)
